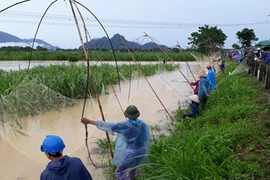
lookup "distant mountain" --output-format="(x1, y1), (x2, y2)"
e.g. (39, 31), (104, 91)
(79, 33), (168, 51)
(0, 31), (57, 50)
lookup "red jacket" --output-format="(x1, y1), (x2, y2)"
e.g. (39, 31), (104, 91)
(190, 80), (199, 94)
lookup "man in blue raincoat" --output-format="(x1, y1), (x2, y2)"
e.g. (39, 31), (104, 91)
(198, 70), (212, 110)
(81, 105), (150, 180)
(207, 65), (216, 91)
(40, 135), (93, 180)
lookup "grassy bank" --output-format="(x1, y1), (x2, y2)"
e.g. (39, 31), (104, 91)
(0, 51), (199, 61)
(139, 62), (270, 179)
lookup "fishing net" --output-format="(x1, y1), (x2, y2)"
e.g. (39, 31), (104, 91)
(0, 75), (75, 128)
(189, 52), (224, 74)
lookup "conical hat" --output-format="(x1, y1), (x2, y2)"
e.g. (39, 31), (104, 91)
(199, 70), (207, 77)
(189, 95), (199, 103)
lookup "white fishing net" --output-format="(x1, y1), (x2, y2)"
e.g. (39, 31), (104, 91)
(0, 76), (75, 128)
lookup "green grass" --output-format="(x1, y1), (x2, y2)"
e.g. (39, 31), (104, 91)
(0, 63), (177, 98)
(138, 61), (270, 179)
(0, 51), (200, 61)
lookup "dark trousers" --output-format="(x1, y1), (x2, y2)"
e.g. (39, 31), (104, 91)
(200, 96), (208, 110)
(183, 113), (198, 118)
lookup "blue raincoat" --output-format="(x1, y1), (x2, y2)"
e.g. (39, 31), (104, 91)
(198, 77), (212, 100)
(40, 155), (92, 180)
(207, 69), (216, 91)
(96, 119), (150, 179)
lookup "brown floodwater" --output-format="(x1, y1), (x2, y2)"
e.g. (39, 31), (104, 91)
(0, 61), (218, 180)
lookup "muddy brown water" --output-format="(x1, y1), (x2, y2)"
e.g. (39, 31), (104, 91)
(0, 61), (205, 180)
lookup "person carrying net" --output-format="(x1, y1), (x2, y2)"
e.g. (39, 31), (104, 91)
(81, 105), (150, 180)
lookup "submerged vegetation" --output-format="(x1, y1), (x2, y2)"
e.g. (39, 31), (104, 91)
(137, 62), (270, 179)
(0, 51), (199, 61)
(0, 63), (177, 124)
(0, 63), (177, 98)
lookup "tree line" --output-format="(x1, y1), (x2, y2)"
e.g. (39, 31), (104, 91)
(188, 25), (259, 54)
(0, 26), (259, 55)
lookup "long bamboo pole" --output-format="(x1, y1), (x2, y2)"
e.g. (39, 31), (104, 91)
(68, 0), (114, 162)
(74, 0), (122, 92)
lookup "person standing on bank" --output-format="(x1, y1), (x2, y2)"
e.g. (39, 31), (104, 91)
(206, 65), (216, 91)
(81, 105), (150, 180)
(198, 70), (212, 110)
(183, 95), (200, 118)
(40, 135), (93, 180)
(189, 79), (199, 95)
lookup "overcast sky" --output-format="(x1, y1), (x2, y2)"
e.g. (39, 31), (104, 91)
(0, 0), (269, 49)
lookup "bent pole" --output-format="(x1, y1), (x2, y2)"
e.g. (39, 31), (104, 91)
(68, 0), (114, 162)
(0, 0), (31, 13)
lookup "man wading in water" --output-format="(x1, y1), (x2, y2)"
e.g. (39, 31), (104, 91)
(81, 105), (150, 180)
(40, 135), (93, 180)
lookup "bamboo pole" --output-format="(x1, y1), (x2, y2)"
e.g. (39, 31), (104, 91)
(74, 0), (122, 92)
(68, 0), (114, 162)
(0, 0), (30, 13)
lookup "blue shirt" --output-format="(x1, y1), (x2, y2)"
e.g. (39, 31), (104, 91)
(255, 51), (262, 58)
(40, 156), (92, 180)
(262, 51), (269, 64)
(207, 69), (216, 91)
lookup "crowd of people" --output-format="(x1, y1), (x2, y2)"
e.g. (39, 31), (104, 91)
(227, 47), (269, 64)
(182, 46), (269, 119)
(227, 46), (270, 77)
(183, 65), (216, 119)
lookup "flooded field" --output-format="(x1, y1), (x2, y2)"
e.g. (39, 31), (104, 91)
(0, 61), (202, 179)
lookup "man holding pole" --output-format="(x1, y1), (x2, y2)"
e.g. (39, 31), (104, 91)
(81, 105), (150, 180)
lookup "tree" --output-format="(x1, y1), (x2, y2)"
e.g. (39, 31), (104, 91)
(236, 28), (258, 47)
(188, 25), (227, 54)
(36, 46), (48, 51)
(232, 43), (241, 49)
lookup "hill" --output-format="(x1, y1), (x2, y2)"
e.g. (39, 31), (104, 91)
(78, 33), (168, 51)
(0, 31), (57, 50)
